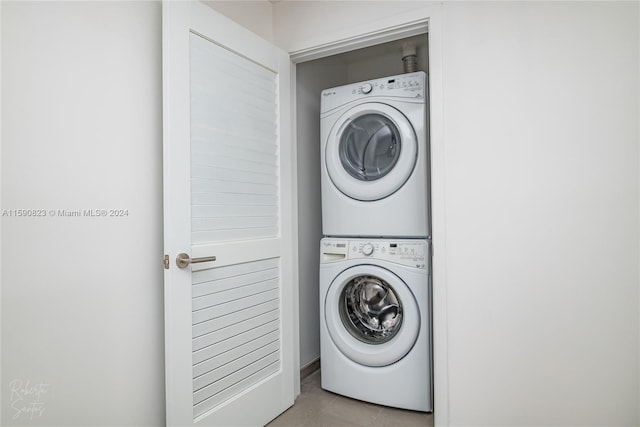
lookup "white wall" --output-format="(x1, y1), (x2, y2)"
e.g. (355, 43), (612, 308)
(276, 1), (640, 426)
(203, 1), (273, 43)
(347, 51), (410, 82)
(329, 33), (429, 83)
(295, 58), (348, 368)
(273, 1), (432, 54)
(441, 3), (638, 425)
(1, 2), (164, 426)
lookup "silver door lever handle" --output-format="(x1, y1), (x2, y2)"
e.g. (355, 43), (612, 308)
(176, 253), (217, 268)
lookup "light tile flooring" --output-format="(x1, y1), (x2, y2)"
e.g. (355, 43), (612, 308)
(267, 370), (433, 427)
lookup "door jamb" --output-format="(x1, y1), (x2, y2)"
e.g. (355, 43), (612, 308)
(288, 18), (429, 64)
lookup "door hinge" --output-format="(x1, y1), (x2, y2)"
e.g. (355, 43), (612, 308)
(164, 254), (170, 270)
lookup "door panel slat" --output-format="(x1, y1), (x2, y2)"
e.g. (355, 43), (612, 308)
(192, 185), (278, 197)
(192, 145), (277, 166)
(192, 164), (278, 185)
(191, 258), (278, 286)
(193, 192), (278, 207)
(192, 309), (279, 355)
(192, 111), (277, 136)
(192, 288), (279, 325)
(193, 277), (279, 310)
(193, 352), (280, 409)
(192, 217), (279, 232)
(192, 155), (278, 176)
(192, 87), (276, 114)
(192, 205), (278, 219)
(192, 298), (279, 339)
(192, 132), (277, 155)
(192, 360), (280, 418)
(193, 339), (280, 392)
(193, 228), (279, 244)
(192, 320), (279, 370)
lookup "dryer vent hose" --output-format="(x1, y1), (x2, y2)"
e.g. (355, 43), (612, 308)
(402, 45), (418, 74)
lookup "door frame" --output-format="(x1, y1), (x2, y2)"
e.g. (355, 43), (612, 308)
(288, 5), (448, 426)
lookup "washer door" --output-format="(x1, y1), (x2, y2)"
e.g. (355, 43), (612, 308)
(325, 103), (418, 201)
(324, 265), (420, 367)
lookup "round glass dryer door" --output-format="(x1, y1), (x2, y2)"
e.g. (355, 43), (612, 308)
(339, 114), (401, 182)
(325, 103), (418, 201)
(324, 265), (420, 367)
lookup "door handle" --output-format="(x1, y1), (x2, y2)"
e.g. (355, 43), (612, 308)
(176, 253), (217, 269)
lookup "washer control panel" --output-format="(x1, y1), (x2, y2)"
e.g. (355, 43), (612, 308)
(360, 83), (373, 94)
(321, 239), (428, 269)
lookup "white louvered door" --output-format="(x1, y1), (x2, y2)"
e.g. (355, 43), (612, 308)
(162, 2), (295, 426)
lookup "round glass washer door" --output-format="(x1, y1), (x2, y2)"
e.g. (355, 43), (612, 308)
(324, 265), (420, 367)
(325, 103), (418, 201)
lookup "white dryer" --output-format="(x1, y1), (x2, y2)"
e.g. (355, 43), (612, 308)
(319, 238), (432, 412)
(321, 72), (429, 238)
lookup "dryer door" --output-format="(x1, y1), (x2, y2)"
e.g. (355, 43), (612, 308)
(324, 265), (420, 367)
(325, 103), (417, 201)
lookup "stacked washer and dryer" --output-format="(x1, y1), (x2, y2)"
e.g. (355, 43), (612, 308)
(319, 71), (433, 412)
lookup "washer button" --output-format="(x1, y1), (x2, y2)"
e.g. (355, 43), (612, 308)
(362, 244), (374, 256)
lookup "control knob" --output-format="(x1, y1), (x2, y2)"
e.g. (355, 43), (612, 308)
(362, 243), (374, 256)
(361, 83), (373, 94)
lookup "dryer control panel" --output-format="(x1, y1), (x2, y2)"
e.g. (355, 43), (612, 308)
(320, 71), (426, 114)
(321, 239), (428, 269)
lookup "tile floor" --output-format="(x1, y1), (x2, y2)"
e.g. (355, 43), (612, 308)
(266, 370), (433, 427)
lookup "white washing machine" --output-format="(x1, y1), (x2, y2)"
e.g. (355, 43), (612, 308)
(321, 72), (429, 238)
(319, 238), (432, 412)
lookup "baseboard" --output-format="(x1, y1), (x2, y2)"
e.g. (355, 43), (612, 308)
(300, 357), (320, 379)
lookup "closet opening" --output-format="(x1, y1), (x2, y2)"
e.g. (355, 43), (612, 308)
(294, 31), (431, 393)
